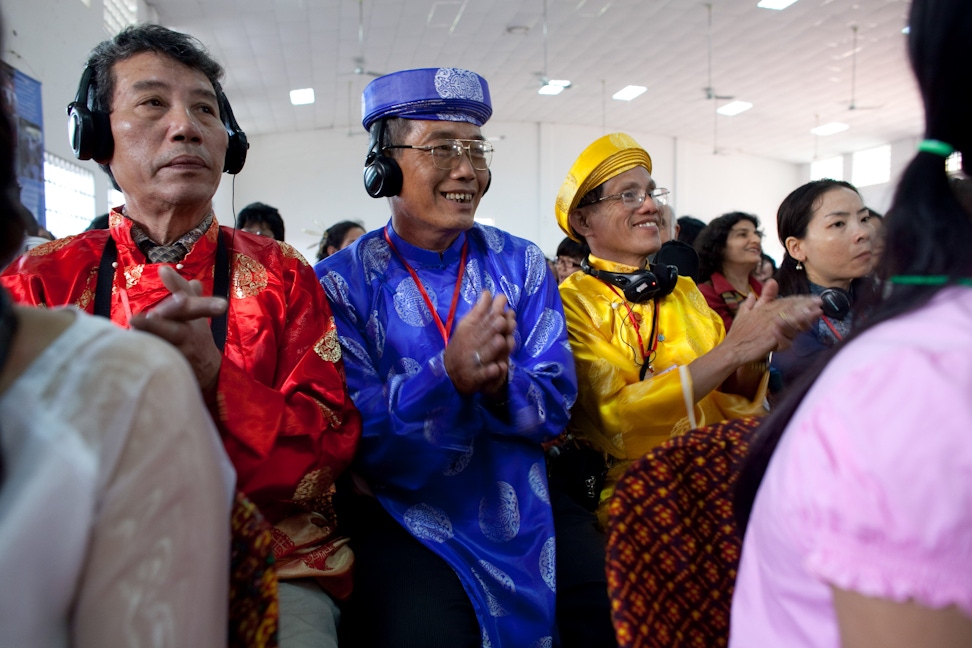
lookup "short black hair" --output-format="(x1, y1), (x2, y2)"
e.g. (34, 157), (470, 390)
(236, 202), (285, 241)
(556, 236), (589, 260)
(84, 24), (225, 189)
(676, 216), (706, 246)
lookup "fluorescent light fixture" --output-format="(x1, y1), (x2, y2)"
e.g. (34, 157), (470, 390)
(716, 100), (753, 116)
(757, 0), (799, 9)
(538, 79), (571, 95)
(612, 85), (647, 101)
(290, 88), (315, 106)
(810, 122), (849, 136)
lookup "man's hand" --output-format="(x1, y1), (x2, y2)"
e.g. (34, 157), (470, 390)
(726, 279), (823, 363)
(129, 265), (227, 391)
(444, 290), (517, 397)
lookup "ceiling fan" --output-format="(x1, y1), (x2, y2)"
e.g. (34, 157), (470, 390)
(534, 0), (571, 94)
(342, 0), (383, 79)
(703, 4), (734, 155)
(702, 4), (733, 104)
(840, 25), (881, 112)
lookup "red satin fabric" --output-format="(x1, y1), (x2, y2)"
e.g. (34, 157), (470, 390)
(2, 211), (361, 594)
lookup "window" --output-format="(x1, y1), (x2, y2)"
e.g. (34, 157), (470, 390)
(851, 145), (891, 188)
(44, 152), (95, 236)
(810, 156), (844, 181)
(104, 0), (136, 36)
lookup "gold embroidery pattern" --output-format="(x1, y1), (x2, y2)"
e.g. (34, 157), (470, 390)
(125, 264), (144, 289)
(293, 467), (335, 503)
(314, 323), (341, 363)
(231, 253), (268, 299)
(315, 398), (341, 429)
(27, 235), (76, 256)
(293, 467), (338, 520)
(278, 241), (310, 266)
(76, 267), (98, 310)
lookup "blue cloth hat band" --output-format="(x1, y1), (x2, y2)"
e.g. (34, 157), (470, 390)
(361, 67), (492, 131)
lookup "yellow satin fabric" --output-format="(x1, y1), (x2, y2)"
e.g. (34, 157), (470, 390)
(559, 255), (768, 525)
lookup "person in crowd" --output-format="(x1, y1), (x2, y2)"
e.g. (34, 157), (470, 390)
(657, 204), (679, 243)
(0, 24), (361, 647)
(754, 252), (777, 283)
(86, 212), (110, 231)
(676, 215), (706, 246)
(732, 0), (972, 644)
(867, 207), (886, 271)
(695, 211), (765, 331)
(554, 235), (588, 284)
(236, 200), (286, 241)
(555, 132), (821, 528)
(315, 219), (365, 261)
(317, 67), (614, 648)
(0, 20), (233, 646)
(652, 205), (701, 281)
(768, 179), (877, 393)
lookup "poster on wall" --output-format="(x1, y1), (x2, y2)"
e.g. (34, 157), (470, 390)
(1, 60), (45, 227)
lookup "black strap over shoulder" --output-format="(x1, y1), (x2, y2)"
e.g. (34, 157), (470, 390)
(94, 231), (231, 352)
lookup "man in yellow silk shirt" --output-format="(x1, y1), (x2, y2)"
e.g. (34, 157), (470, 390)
(556, 133), (821, 526)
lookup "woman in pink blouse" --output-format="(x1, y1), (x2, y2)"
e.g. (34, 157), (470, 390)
(731, 0), (972, 645)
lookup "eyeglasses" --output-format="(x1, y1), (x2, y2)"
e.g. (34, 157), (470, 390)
(595, 188), (670, 209)
(555, 256), (583, 270)
(384, 139), (494, 171)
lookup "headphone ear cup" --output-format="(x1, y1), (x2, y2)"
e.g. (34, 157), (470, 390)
(68, 104), (113, 164)
(655, 263), (680, 298)
(217, 91), (248, 174)
(363, 154), (403, 198)
(482, 168), (492, 195)
(223, 130), (248, 174)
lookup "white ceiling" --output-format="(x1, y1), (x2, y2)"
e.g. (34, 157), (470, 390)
(154, 0), (921, 165)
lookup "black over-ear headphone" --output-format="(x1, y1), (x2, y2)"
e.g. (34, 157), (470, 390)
(67, 65), (249, 174)
(819, 287), (852, 319)
(581, 257), (679, 303)
(363, 117), (492, 198)
(363, 118), (402, 198)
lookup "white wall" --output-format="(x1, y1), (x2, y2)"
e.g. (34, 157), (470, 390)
(219, 120), (802, 261)
(8, 0), (802, 259)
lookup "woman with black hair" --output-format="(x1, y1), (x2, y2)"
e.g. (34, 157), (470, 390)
(731, 0), (972, 644)
(315, 219), (365, 261)
(694, 211), (765, 331)
(768, 179), (878, 393)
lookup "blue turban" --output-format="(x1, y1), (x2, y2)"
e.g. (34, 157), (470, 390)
(361, 67), (492, 131)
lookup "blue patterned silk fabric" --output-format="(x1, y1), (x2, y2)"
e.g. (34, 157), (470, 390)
(317, 222), (577, 647)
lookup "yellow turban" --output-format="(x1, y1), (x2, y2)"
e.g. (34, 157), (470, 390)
(555, 133), (653, 240)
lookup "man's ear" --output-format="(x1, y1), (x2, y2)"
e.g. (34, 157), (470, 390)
(784, 236), (805, 262)
(568, 209), (592, 240)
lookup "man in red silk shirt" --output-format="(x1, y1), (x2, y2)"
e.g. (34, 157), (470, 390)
(1, 24), (360, 646)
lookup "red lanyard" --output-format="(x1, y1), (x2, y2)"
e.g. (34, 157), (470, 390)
(384, 228), (469, 345)
(822, 315), (844, 341)
(604, 283), (660, 378)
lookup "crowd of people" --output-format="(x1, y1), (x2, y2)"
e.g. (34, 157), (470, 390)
(1, 0), (970, 645)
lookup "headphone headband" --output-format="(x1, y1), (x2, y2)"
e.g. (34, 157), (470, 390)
(581, 257), (678, 303)
(67, 64), (248, 174)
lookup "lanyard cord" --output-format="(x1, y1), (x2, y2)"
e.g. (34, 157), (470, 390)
(603, 283), (660, 380)
(822, 315), (843, 342)
(94, 231), (231, 351)
(384, 228), (469, 346)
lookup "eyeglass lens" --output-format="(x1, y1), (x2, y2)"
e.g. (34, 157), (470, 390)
(430, 140), (493, 171)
